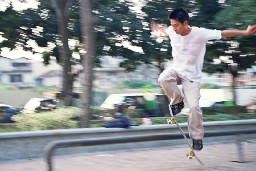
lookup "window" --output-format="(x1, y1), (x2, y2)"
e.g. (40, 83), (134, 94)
(10, 74), (22, 82)
(12, 63), (28, 67)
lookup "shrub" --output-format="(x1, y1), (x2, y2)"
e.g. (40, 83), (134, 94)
(12, 107), (80, 131)
(117, 79), (156, 89)
(203, 114), (241, 122)
(91, 108), (115, 116)
(202, 106), (247, 115)
(123, 108), (144, 118)
(201, 83), (219, 89)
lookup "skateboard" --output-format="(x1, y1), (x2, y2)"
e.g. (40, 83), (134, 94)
(167, 106), (204, 165)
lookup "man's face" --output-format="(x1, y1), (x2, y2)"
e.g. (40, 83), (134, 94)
(170, 19), (188, 35)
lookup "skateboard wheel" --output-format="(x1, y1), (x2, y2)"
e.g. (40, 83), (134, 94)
(188, 155), (193, 160)
(167, 119), (173, 125)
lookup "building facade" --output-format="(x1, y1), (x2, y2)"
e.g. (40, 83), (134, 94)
(0, 57), (34, 88)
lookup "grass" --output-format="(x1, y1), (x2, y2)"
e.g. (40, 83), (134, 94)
(1, 113), (256, 133)
(35, 85), (60, 93)
(0, 124), (18, 132)
(0, 128), (18, 132)
(0, 84), (14, 91)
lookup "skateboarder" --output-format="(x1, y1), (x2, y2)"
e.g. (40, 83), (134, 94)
(151, 8), (256, 150)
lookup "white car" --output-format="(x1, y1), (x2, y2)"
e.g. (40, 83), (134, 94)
(22, 98), (57, 114)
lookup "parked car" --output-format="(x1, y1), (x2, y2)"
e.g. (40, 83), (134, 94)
(22, 98), (58, 114)
(100, 93), (170, 117)
(0, 104), (17, 123)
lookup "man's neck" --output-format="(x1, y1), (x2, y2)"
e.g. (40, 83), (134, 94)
(181, 26), (192, 36)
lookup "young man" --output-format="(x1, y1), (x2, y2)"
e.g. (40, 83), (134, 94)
(151, 8), (256, 150)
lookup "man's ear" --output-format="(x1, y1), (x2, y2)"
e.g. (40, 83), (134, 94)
(183, 20), (188, 26)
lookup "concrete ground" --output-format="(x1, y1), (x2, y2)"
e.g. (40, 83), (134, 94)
(0, 140), (255, 171)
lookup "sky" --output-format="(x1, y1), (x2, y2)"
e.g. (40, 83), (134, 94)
(0, 0), (42, 61)
(0, 0), (38, 11)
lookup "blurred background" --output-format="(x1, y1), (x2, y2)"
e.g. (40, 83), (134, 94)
(0, 0), (256, 130)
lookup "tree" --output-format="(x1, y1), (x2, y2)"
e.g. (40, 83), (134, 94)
(209, 0), (256, 105)
(50, 0), (75, 106)
(0, 1), (72, 106)
(0, 0), (138, 126)
(0, 6), (24, 52)
(79, 0), (96, 128)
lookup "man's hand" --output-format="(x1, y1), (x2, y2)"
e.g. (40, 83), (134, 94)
(245, 24), (256, 36)
(222, 24), (256, 38)
(151, 21), (160, 32)
(151, 21), (168, 37)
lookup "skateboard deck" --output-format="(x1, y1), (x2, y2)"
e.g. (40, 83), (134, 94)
(167, 106), (204, 165)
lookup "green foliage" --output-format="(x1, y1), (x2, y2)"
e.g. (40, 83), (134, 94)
(1, 0), (255, 73)
(208, 0), (256, 73)
(118, 79), (156, 89)
(12, 107), (80, 131)
(91, 108), (145, 119)
(201, 83), (220, 89)
(35, 85), (61, 93)
(202, 106), (247, 115)
(89, 121), (108, 128)
(91, 108), (115, 118)
(214, 0), (256, 30)
(0, 84), (14, 90)
(203, 114), (241, 122)
(1, 113), (256, 132)
(236, 114), (256, 119)
(150, 118), (187, 124)
(123, 108), (144, 118)
(0, 124), (18, 132)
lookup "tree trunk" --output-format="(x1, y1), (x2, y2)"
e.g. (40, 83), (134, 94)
(79, 0), (96, 128)
(229, 64), (238, 106)
(52, 0), (74, 106)
(231, 74), (237, 105)
(59, 16), (73, 106)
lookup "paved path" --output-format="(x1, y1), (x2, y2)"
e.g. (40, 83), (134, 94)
(0, 141), (256, 171)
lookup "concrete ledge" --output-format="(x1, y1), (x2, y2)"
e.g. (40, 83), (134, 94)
(0, 119), (256, 162)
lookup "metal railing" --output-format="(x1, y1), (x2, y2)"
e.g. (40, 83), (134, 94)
(45, 128), (256, 171)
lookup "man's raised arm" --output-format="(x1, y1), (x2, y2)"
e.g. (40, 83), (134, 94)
(221, 24), (256, 38)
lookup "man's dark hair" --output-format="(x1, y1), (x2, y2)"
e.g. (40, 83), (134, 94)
(169, 8), (189, 23)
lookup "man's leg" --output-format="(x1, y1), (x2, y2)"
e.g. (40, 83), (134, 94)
(158, 69), (184, 115)
(181, 77), (203, 150)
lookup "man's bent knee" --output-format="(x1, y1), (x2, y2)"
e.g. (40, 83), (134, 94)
(189, 105), (202, 115)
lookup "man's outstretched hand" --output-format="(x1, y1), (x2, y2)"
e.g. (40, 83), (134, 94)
(245, 24), (256, 36)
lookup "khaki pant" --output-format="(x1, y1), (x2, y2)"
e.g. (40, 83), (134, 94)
(158, 69), (204, 139)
